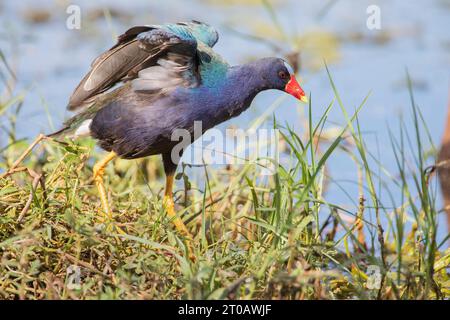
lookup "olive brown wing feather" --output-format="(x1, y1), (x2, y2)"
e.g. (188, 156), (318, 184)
(67, 25), (202, 110)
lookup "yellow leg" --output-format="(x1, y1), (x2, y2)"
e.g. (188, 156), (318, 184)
(163, 174), (191, 237)
(92, 151), (126, 237)
(163, 174), (195, 260)
(93, 151), (117, 220)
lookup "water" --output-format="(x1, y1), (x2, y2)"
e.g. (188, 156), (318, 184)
(1, 0), (449, 244)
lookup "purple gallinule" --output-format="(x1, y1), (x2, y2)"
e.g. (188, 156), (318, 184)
(52, 21), (308, 246)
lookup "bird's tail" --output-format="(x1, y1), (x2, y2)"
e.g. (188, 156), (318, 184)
(46, 126), (71, 139)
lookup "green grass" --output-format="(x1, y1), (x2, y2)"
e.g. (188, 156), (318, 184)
(0, 1), (448, 297)
(0, 54), (448, 299)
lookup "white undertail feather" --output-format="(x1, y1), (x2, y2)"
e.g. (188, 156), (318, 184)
(74, 119), (92, 137)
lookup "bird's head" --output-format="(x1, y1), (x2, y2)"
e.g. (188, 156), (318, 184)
(255, 57), (308, 103)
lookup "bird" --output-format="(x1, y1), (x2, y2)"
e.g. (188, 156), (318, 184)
(51, 20), (308, 252)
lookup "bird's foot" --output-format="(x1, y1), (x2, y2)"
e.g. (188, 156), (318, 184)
(163, 196), (196, 261)
(100, 218), (126, 234)
(93, 155), (115, 221)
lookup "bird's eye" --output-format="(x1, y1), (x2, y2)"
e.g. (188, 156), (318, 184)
(278, 71), (288, 80)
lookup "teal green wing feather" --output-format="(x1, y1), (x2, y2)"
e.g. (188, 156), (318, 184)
(163, 21), (219, 48)
(163, 22), (228, 87)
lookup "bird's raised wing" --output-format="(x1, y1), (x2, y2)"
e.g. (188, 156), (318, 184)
(68, 21), (219, 110)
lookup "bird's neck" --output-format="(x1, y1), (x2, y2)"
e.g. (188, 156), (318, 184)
(184, 63), (268, 132)
(207, 64), (267, 122)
